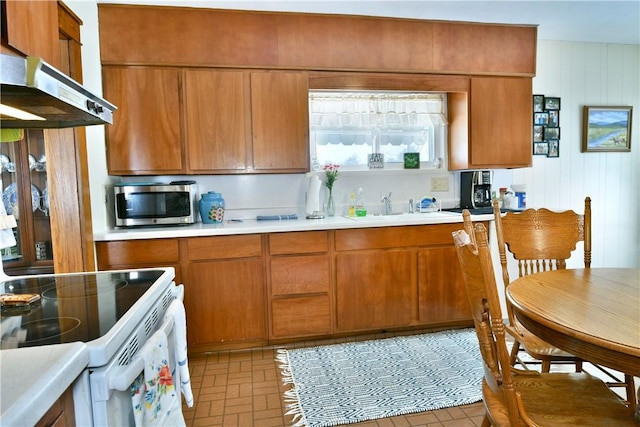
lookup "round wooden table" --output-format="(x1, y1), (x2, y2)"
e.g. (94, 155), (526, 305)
(506, 268), (640, 377)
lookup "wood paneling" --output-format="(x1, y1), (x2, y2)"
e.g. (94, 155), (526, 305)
(97, 4), (536, 76)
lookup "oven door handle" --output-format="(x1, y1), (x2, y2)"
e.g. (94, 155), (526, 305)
(107, 315), (175, 392)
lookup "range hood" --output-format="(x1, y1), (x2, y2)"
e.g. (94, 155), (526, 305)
(0, 54), (116, 129)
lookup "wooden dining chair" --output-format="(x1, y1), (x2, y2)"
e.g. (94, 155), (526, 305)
(493, 197), (589, 373)
(493, 197), (637, 411)
(452, 216), (636, 427)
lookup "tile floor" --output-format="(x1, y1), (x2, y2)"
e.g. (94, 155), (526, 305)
(182, 329), (486, 427)
(180, 330), (634, 427)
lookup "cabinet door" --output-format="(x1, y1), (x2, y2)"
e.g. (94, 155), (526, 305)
(336, 250), (414, 332)
(185, 258), (266, 346)
(103, 67), (183, 174)
(250, 71), (310, 172)
(469, 76), (532, 168)
(418, 246), (471, 323)
(184, 69), (249, 172)
(2, 0), (59, 67)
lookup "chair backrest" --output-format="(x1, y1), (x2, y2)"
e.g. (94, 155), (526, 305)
(452, 213), (523, 425)
(493, 197), (591, 288)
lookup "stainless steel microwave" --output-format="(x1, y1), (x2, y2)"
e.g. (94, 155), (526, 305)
(114, 181), (198, 227)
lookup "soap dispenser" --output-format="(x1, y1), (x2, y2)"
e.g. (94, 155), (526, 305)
(355, 187), (367, 217)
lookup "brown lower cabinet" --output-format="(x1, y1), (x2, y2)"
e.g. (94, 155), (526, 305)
(35, 386), (75, 427)
(95, 223), (476, 351)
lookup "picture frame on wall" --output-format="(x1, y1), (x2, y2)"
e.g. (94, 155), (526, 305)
(533, 141), (549, 155)
(533, 125), (544, 142)
(534, 112), (549, 125)
(544, 97), (561, 110)
(548, 110), (560, 127)
(582, 106), (632, 152)
(533, 94), (545, 112)
(544, 127), (560, 140)
(547, 141), (559, 158)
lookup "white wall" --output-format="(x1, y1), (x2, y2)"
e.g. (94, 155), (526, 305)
(64, 3), (639, 269)
(521, 40), (640, 268)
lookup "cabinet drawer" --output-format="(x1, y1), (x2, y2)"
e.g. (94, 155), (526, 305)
(96, 239), (179, 266)
(186, 235), (262, 260)
(272, 295), (331, 338)
(271, 255), (329, 296)
(335, 224), (464, 251)
(269, 231), (328, 255)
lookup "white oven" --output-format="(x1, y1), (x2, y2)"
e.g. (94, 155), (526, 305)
(0, 267), (187, 426)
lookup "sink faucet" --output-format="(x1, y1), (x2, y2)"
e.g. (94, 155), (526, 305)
(381, 192), (392, 215)
(408, 198), (414, 214)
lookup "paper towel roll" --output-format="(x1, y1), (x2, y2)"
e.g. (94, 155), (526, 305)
(305, 175), (322, 216)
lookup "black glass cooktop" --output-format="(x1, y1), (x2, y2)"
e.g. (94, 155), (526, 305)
(0, 270), (165, 349)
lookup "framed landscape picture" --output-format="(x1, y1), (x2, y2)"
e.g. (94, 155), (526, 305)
(582, 106), (632, 152)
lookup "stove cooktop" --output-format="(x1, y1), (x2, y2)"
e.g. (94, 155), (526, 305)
(0, 269), (167, 350)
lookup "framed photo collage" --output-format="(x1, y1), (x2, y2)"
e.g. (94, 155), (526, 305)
(533, 95), (560, 158)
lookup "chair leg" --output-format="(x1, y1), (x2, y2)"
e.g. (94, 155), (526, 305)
(541, 359), (551, 373)
(481, 414), (491, 427)
(509, 341), (521, 366)
(625, 374), (637, 414)
(575, 359), (583, 373)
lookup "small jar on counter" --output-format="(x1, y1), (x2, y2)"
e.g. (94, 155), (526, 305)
(199, 191), (225, 224)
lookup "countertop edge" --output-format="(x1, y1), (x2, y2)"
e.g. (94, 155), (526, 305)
(94, 213), (494, 241)
(1, 342), (89, 427)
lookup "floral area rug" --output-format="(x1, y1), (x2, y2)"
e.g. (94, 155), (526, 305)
(277, 328), (483, 427)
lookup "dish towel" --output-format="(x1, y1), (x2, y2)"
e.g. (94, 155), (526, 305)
(164, 298), (194, 407)
(130, 329), (186, 427)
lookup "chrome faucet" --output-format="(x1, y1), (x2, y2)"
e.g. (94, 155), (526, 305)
(408, 198), (414, 214)
(381, 192), (392, 215)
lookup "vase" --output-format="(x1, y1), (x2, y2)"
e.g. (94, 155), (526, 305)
(326, 189), (335, 217)
(199, 191), (225, 224)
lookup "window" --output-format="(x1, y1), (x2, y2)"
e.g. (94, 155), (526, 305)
(309, 91), (447, 170)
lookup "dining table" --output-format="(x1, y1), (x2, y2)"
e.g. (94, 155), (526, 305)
(506, 267), (640, 420)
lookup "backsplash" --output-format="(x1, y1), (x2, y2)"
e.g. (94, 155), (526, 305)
(110, 169), (514, 222)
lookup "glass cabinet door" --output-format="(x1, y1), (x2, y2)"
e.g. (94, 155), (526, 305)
(0, 129), (53, 274)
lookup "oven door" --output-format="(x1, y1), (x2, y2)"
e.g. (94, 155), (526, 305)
(74, 285), (184, 427)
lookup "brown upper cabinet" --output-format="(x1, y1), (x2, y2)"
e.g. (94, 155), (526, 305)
(98, 5), (536, 76)
(104, 66), (309, 175)
(98, 4), (537, 173)
(449, 77), (533, 170)
(1, 0), (60, 67)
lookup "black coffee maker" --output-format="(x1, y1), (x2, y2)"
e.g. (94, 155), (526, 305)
(460, 171), (492, 209)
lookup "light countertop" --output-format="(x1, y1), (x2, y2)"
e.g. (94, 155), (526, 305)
(0, 342), (89, 426)
(95, 211), (494, 241)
